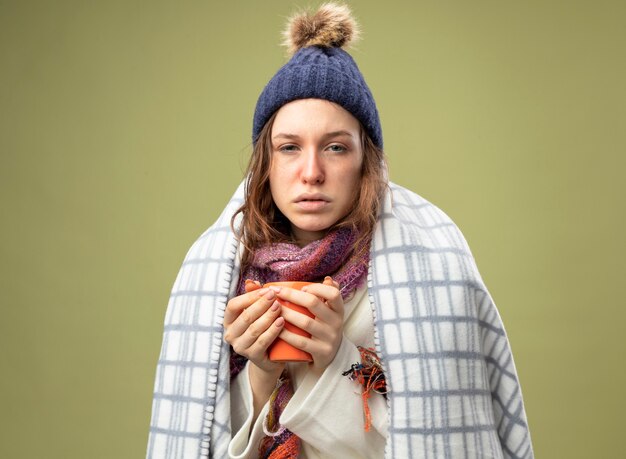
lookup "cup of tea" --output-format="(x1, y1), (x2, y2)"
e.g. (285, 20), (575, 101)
(264, 281), (314, 362)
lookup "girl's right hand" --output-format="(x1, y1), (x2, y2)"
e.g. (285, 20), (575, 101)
(223, 283), (285, 374)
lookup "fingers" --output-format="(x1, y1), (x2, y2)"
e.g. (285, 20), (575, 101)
(275, 284), (343, 320)
(278, 326), (341, 370)
(231, 302), (284, 355)
(242, 278), (345, 371)
(280, 306), (333, 341)
(244, 279), (262, 293)
(246, 314), (285, 357)
(322, 275), (340, 290)
(224, 287), (269, 325)
(303, 281), (343, 314)
(225, 289), (277, 339)
(223, 282), (290, 373)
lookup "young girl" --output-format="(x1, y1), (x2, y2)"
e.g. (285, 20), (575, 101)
(147, 4), (533, 458)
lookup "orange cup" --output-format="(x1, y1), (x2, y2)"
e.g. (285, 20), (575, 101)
(264, 281), (314, 362)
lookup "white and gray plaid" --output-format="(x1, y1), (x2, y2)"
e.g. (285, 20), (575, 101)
(147, 182), (533, 458)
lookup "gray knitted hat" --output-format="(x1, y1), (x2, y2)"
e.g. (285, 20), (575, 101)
(252, 3), (383, 148)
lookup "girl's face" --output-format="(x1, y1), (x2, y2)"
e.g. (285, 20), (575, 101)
(269, 98), (363, 246)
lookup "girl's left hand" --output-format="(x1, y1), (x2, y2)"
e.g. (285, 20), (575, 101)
(276, 276), (344, 370)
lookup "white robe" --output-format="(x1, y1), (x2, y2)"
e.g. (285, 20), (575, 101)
(228, 286), (387, 458)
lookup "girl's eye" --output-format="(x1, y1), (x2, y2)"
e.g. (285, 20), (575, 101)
(278, 144), (299, 153)
(327, 144), (347, 153)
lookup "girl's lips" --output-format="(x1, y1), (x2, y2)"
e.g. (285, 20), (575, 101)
(295, 199), (329, 211)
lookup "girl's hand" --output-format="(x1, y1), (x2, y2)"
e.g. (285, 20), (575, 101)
(223, 280), (285, 375)
(276, 276), (344, 370)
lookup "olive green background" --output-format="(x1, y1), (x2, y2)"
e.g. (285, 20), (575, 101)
(1, 1), (624, 457)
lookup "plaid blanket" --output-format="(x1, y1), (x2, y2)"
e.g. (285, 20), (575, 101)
(147, 181), (533, 458)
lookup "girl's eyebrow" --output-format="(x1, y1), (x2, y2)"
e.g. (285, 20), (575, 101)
(272, 133), (300, 141)
(322, 130), (355, 140)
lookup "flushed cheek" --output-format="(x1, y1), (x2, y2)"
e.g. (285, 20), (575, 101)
(337, 171), (361, 197)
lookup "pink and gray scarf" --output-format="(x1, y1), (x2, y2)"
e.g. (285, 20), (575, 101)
(236, 227), (369, 299)
(232, 227), (370, 458)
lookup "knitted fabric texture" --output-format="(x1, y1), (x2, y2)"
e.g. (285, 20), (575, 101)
(252, 45), (383, 148)
(231, 226), (370, 458)
(258, 374), (301, 459)
(237, 226), (370, 299)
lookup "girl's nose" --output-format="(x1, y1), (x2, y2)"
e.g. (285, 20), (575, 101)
(301, 149), (324, 184)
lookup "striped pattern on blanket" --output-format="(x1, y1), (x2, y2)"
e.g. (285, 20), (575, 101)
(147, 181), (533, 458)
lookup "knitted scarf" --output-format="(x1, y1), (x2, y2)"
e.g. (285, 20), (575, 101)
(237, 226), (369, 299)
(230, 227), (370, 459)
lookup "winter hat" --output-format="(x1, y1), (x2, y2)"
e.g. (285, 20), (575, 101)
(252, 3), (383, 148)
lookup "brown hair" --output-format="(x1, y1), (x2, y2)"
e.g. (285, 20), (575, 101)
(231, 111), (388, 270)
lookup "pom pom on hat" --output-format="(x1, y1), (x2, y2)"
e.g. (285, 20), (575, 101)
(253, 2), (383, 148)
(282, 2), (360, 55)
